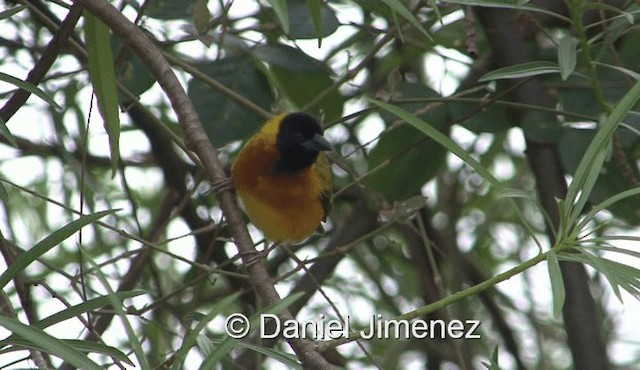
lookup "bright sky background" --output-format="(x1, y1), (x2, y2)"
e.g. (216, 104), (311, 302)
(0, 1), (639, 369)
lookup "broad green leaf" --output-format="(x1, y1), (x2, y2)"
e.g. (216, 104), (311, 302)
(84, 13), (120, 177)
(253, 44), (343, 120)
(0, 72), (62, 111)
(368, 83), (448, 201)
(479, 61), (562, 82)
(547, 250), (565, 318)
(0, 317), (102, 370)
(287, 1), (339, 40)
(306, 0), (323, 45)
(558, 36), (578, 80)
(144, 0), (199, 20)
(0, 210), (116, 290)
(112, 36), (156, 98)
(187, 57), (273, 146)
(267, 0), (289, 34)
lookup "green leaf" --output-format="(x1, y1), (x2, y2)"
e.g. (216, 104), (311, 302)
(558, 250), (640, 302)
(253, 44), (344, 121)
(84, 13), (120, 177)
(267, 0), (289, 34)
(187, 57), (273, 146)
(0, 72), (62, 111)
(112, 36), (156, 98)
(368, 84), (448, 201)
(0, 5), (26, 20)
(561, 80), (640, 235)
(170, 293), (241, 370)
(207, 337), (303, 369)
(0, 317), (102, 370)
(5, 338), (133, 365)
(82, 250), (149, 369)
(481, 345), (504, 370)
(199, 293), (304, 369)
(0, 290), (147, 346)
(441, 0), (570, 22)
(558, 36), (578, 80)
(0, 117), (17, 147)
(287, 1), (339, 40)
(370, 99), (502, 189)
(39, 290), (145, 329)
(479, 61), (562, 82)
(547, 250), (565, 318)
(0, 210), (116, 290)
(380, 0), (432, 41)
(144, 0), (199, 20)
(306, 0), (323, 45)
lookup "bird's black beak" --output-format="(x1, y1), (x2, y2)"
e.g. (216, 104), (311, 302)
(303, 133), (332, 152)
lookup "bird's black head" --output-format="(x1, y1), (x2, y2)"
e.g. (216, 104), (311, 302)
(274, 113), (331, 174)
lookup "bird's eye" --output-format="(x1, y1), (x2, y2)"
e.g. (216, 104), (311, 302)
(293, 131), (305, 141)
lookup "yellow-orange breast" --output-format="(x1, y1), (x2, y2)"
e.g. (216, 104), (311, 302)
(231, 116), (331, 243)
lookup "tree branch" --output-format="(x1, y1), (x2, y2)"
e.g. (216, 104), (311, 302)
(69, 0), (335, 367)
(473, 6), (610, 370)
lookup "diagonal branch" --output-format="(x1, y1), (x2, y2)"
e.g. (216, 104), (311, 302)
(69, 0), (336, 368)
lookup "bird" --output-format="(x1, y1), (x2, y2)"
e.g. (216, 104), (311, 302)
(231, 112), (332, 243)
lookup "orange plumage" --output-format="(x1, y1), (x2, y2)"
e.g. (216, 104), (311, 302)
(231, 113), (332, 243)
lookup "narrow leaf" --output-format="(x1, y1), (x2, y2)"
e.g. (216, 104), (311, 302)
(370, 99), (502, 188)
(306, 0), (323, 46)
(479, 61), (561, 82)
(199, 293), (304, 369)
(0, 210), (116, 290)
(563, 80), (640, 233)
(0, 72), (62, 111)
(0, 317), (102, 370)
(380, 0), (432, 41)
(84, 13), (120, 177)
(558, 36), (578, 80)
(0, 118), (18, 147)
(547, 251), (565, 318)
(0, 5), (26, 20)
(82, 250), (149, 369)
(170, 293), (241, 370)
(441, 0), (570, 22)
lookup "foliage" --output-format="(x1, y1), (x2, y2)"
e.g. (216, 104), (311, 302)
(0, 0), (639, 369)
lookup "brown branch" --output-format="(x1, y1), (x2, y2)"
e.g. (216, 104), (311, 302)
(69, 0), (335, 368)
(474, 5), (610, 370)
(0, 232), (54, 369)
(0, 3), (84, 123)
